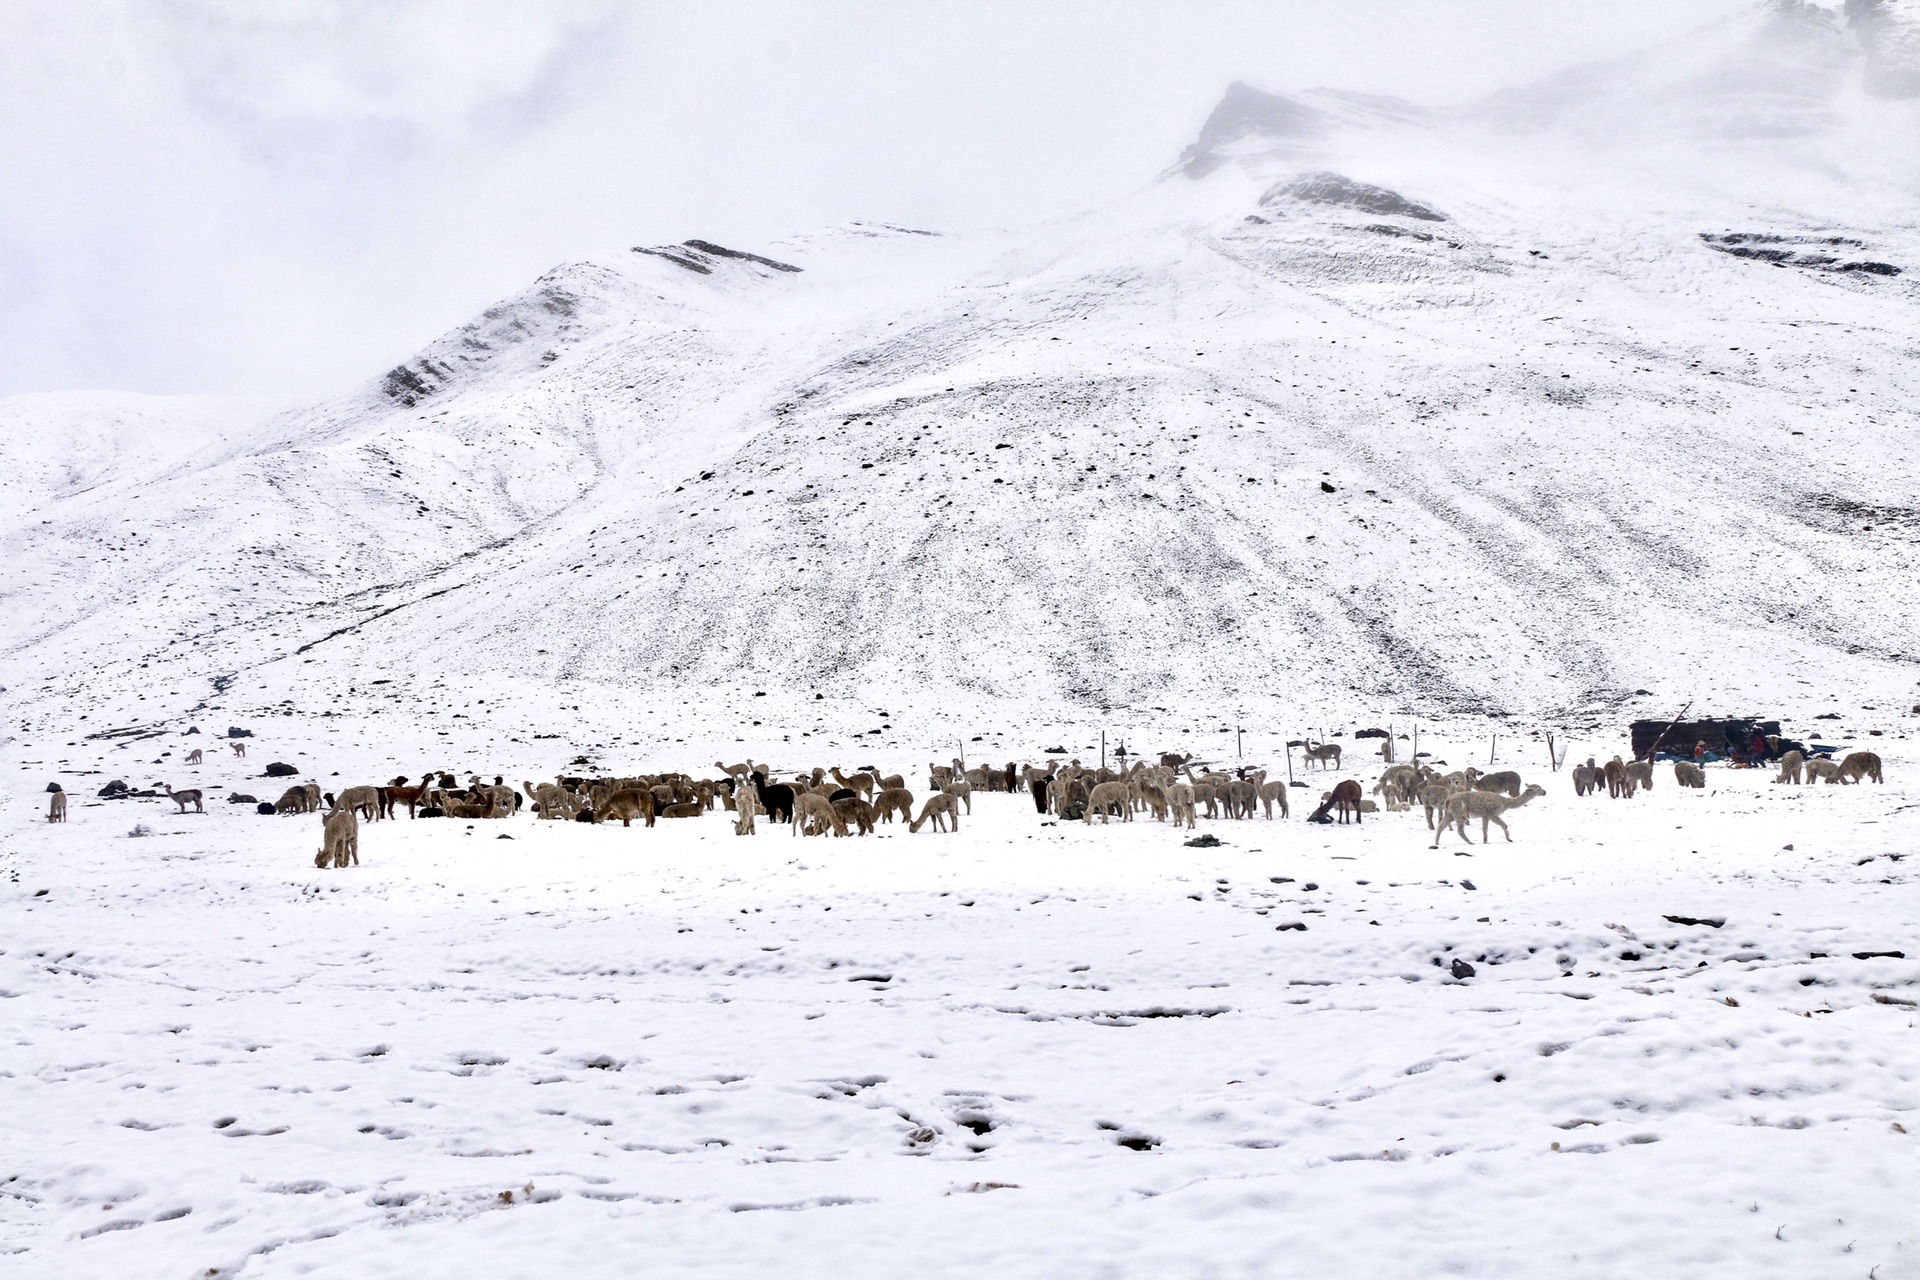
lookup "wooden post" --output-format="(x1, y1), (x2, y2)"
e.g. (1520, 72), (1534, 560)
(1236, 727), (1242, 759)
(1286, 737), (1295, 784)
(1489, 734), (1497, 766)
(1642, 700), (1693, 762)
(1412, 722), (1419, 762)
(1100, 730), (1106, 773)
(1546, 732), (1559, 772)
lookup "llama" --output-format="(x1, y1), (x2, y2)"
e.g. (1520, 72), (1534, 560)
(1431, 784), (1547, 847)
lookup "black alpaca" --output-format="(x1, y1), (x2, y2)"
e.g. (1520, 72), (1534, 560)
(752, 772), (795, 825)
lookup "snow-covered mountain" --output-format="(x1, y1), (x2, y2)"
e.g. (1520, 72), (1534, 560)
(5, 0), (1917, 758)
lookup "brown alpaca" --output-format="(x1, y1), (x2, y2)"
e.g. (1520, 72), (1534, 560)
(831, 794), (877, 835)
(158, 782), (203, 814)
(1165, 782), (1197, 829)
(48, 789), (67, 822)
(1303, 742), (1342, 770)
(873, 787), (915, 824)
(1473, 770), (1523, 797)
(601, 790), (656, 827)
(1329, 779), (1364, 823)
(660, 801), (703, 819)
(1603, 758), (1631, 798)
(274, 786), (316, 815)
(1837, 751), (1884, 784)
(908, 793), (960, 833)
(1431, 784), (1547, 847)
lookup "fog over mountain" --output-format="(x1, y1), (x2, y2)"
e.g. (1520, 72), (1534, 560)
(3, 0), (1916, 754)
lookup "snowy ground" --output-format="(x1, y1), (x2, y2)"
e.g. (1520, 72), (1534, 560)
(6, 733), (1915, 1279)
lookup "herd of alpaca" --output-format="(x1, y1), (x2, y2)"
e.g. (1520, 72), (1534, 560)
(55, 738), (1891, 866)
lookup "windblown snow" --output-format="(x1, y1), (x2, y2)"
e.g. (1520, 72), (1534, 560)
(3, 4), (1917, 1277)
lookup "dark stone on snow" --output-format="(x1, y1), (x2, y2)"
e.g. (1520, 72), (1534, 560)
(227, 726), (253, 738)
(264, 762), (299, 777)
(1185, 833), (1224, 848)
(98, 779), (129, 798)
(255, 802), (276, 815)
(46, 782), (63, 793)
(1662, 914), (1725, 928)
(1450, 959), (1477, 979)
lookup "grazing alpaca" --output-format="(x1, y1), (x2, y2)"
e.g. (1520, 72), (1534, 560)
(831, 794), (877, 835)
(793, 792), (848, 837)
(909, 793), (960, 833)
(318, 806), (359, 868)
(1431, 784), (1547, 848)
(274, 786), (316, 815)
(1473, 770), (1523, 798)
(158, 782), (204, 814)
(601, 789), (655, 827)
(873, 787), (915, 824)
(1673, 760), (1706, 789)
(1838, 751), (1884, 784)
(1806, 758), (1842, 784)
(1083, 780), (1132, 824)
(1328, 778), (1364, 823)
(185, 748), (203, 765)
(48, 789), (66, 822)
(1303, 742), (1342, 771)
(1773, 750), (1805, 785)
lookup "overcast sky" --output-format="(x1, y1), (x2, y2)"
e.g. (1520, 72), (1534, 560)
(2, 0), (1757, 399)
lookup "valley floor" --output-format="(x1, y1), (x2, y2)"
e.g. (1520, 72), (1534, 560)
(4, 744), (1916, 1279)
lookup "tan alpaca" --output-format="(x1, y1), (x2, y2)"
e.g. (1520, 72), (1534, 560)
(1418, 777), (1474, 829)
(1083, 780), (1132, 824)
(1806, 758), (1842, 784)
(1258, 779), (1291, 819)
(158, 782), (203, 814)
(229, 741), (247, 758)
(1473, 770), (1523, 797)
(318, 806), (359, 868)
(1773, 750), (1805, 785)
(909, 793), (960, 833)
(873, 787), (915, 824)
(871, 771), (906, 792)
(333, 785), (381, 820)
(1303, 742), (1341, 770)
(1165, 782), (1196, 829)
(47, 789), (67, 822)
(274, 786), (315, 815)
(1624, 760), (1654, 792)
(1673, 761), (1706, 788)
(793, 792), (848, 837)
(185, 748), (203, 765)
(829, 767), (875, 800)
(1430, 784), (1547, 848)
(1837, 751), (1884, 784)
(715, 760), (755, 781)
(734, 783), (760, 835)
(942, 778), (973, 814)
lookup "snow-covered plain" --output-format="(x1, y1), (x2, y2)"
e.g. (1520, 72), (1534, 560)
(6, 733), (1917, 1279)
(5, 3), (1920, 1276)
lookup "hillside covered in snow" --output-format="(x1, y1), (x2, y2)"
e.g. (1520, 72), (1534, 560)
(4, 0), (1918, 753)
